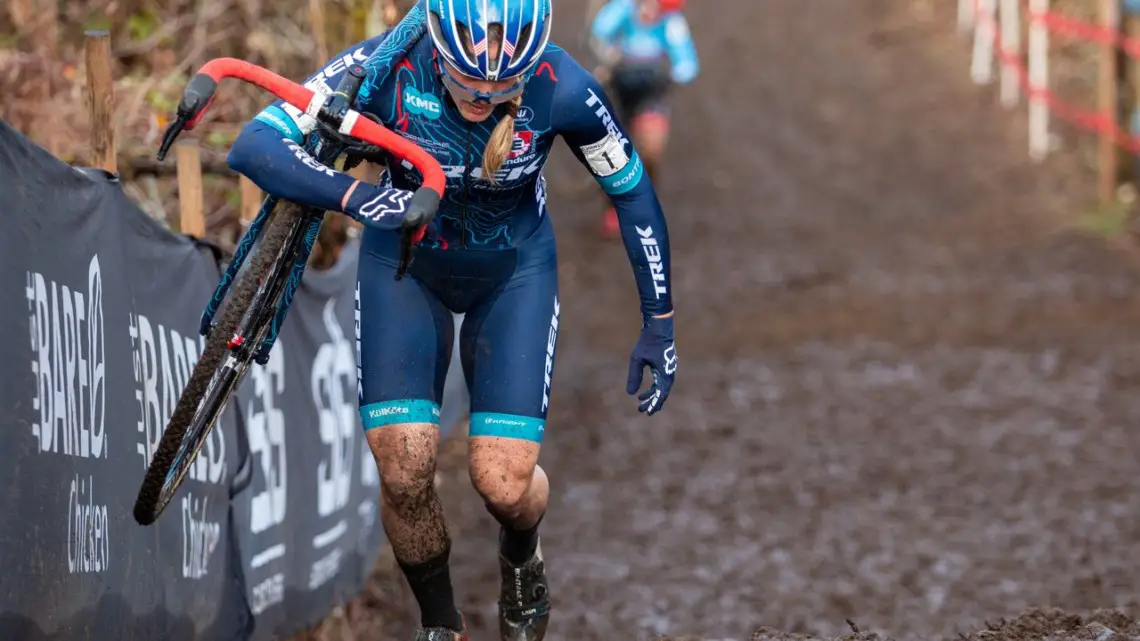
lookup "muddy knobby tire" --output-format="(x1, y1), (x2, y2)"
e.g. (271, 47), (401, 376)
(133, 202), (305, 526)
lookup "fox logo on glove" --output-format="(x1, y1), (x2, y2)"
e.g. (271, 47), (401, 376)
(663, 344), (677, 375)
(357, 190), (413, 222)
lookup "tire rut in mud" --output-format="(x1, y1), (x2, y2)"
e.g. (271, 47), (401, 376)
(294, 1), (1140, 639)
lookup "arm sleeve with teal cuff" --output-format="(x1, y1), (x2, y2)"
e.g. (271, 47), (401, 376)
(553, 54), (673, 319)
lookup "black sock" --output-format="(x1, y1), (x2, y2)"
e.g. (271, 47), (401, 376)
(498, 511), (544, 565)
(398, 549), (463, 631)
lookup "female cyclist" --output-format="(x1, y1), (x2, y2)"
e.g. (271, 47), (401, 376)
(227, 2), (678, 639)
(589, 0), (698, 238)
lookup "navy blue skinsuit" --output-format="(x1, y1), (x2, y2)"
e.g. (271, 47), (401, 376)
(227, 33), (674, 441)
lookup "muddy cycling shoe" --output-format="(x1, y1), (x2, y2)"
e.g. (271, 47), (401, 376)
(498, 539), (551, 641)
(411, 625), (467, 641)
(412, 613), (468, 641)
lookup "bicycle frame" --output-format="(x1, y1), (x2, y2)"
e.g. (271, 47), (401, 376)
(136, 19), (444, 524)
(196, 6), (429, 359)
(210, 100), (364, 365)
(157, 11), (443, 365)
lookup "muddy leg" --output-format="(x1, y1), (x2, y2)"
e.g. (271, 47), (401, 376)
(367, 424), (463, 634)
(469, 437), (547, 533)
(469, 436), (550, 640)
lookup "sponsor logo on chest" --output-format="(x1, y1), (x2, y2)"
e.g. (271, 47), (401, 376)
(403, 86), (442, 119)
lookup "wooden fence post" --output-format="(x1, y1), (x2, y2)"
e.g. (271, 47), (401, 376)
(1027, 0), (1050, 161)
(309, 0), (329, 64)
(84, 30), (117, 174)
(971, 0), (998, 85)
(999, 0), (1021, 107)
(176, 141), (206, 237)
(1127, 8), (1140, 186)
(1098, 0), (1121, 203)
(239, 176), (263, 225)
(959, 0), (976, 34)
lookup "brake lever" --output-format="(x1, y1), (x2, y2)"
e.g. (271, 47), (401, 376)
(343, 142), (389, 171)
(157, 113), (190, 161)
(395, 227), (417, 280)
(156, 73), (220, 161)
(342, 153), (365, 173)
(393, 188), (440, 281)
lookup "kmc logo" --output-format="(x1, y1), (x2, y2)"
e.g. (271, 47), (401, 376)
(403, 87), (442, 120)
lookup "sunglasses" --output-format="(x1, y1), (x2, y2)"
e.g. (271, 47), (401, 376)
(439, 61), (527, 105)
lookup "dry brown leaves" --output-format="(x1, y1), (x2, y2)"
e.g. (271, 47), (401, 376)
(1, 0), (380, 248)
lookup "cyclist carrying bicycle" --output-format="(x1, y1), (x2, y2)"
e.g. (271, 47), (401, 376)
(227, 1), (678, 640)
(589, 0), (698, 239)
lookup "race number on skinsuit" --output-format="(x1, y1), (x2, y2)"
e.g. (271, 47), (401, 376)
(581, 132), (630, 177)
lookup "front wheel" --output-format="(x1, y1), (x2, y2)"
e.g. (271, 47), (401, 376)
(132, 201), (304, 526)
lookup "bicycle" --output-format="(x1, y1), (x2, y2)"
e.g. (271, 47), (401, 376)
(132, 9), (444, 526)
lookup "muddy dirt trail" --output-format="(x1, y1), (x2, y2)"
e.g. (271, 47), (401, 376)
(316, 1), (1140, 640)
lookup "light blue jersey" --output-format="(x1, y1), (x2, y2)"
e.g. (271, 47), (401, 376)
(590, 0), (699, 84)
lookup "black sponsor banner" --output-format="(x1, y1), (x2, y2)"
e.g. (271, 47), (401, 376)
(0, 119), (248, 640)
(231, 240), (383, 639)
(0, 119), (390, 640)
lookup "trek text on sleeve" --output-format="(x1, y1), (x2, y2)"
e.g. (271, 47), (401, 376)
(552, 54), (673, 319)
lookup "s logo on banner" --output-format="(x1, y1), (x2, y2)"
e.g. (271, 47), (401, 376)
(309, 299), (358, 591)
(246, 343), (289, 613)
(247, 345), (287, 534)
(313, 299), (356, 518)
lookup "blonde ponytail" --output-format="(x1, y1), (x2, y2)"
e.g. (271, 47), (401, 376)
(481, 96), (523, 183)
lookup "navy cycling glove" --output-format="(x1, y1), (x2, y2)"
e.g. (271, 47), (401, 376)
(626, 315), (677, 416)
(343, 183), (439, 241)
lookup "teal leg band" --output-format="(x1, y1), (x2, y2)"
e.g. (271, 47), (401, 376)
(360, 399), (441, 430)
(468, 413), (545, 443)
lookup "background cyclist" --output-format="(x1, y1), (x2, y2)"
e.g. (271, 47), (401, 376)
(226, 2), (679, 640)
(589, 0), (699, 239)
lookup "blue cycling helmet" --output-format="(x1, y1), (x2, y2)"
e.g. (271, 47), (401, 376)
(426, 0), (553, 82)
